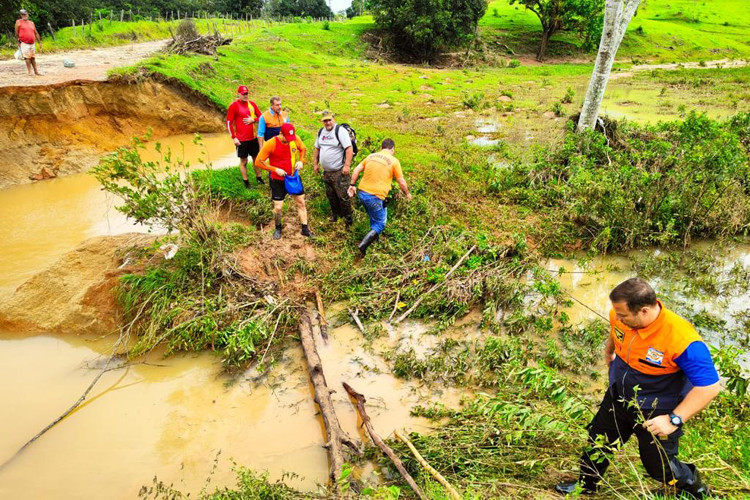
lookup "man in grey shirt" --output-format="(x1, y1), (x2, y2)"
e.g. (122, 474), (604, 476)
(313, 111), (354, 225)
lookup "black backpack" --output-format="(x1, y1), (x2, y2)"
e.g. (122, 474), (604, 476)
(317, 123), (358, 159)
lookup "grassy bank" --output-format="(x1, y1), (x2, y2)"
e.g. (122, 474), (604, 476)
(102, 9), (750, 500)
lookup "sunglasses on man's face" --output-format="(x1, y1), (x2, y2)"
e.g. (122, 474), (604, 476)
(323, 119), (333, 123)
(241, 93), (249, 96)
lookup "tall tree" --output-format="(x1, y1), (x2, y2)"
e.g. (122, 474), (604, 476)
(372, 0), (487, 62)
(510, 0), (603, 61)
(577, 0), (640, 131)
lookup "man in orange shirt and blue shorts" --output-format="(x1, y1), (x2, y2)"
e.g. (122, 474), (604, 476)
(347, 138), (411, 255)
(556, 278), (719, 498)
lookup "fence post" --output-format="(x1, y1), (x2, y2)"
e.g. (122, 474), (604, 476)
(120, 10), (124, 22)
(129, 10), (132, 21)
(72, 19), (76, 36)
(47, 22), (56, 40)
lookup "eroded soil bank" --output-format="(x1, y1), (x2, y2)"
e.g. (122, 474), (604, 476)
(0, 78), (224, 189)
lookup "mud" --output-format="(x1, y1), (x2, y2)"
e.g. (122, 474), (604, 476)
(0, 79), (224, 189)
(0, 233), (153, 335)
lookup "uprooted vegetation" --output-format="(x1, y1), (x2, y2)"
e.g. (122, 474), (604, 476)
(493, 112), (750, 253)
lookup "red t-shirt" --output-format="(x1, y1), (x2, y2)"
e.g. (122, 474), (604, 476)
(17, 20), (36, 44)
(226, 100), (262, 141)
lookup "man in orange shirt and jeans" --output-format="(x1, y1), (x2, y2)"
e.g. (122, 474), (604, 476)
(226, 85), (263, 188)
(255, 123), (312, 240)
(347, 138), (411, 255)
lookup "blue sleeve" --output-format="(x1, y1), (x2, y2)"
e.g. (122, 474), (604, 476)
(258, 115), (266, 136)
(674, 341), (720, 387)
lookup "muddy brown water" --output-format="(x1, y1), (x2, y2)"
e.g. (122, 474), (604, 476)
(1, 132), (748, 498)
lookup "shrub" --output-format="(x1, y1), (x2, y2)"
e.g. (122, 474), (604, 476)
(322, 20), (330, 30)
(552, 101), (563, 116)
(175, 18), (199, 41)
(462, 91), (485, 110)
(508, 58), (521, 68)
(561, 87), (575, 104)
(491, 113), (750, 251)
(371, 0), (488, 62)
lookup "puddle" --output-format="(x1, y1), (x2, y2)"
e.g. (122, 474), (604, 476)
(0, 133), (237, 298)
(547, 242), (750, 368)
(475, 118), (500, 133)
(0, 321), (465, 499)
(469, 136), (500, 147)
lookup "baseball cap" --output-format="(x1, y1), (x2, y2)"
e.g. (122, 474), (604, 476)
(321, 110), (334, 121)
(280, 123), (296, 142)
(19, 9), (28, 14)
(236, 85), (249, 95)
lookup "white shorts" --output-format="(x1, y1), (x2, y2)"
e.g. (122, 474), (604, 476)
(20, 42), (35, 59)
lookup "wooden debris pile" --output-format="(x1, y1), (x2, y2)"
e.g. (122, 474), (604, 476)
(166, 32), (232, 55)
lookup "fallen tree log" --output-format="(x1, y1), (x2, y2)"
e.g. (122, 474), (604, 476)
(299, 311), (361, 495)
(343, 382), (428, 500)
(315, 290), (329, 341)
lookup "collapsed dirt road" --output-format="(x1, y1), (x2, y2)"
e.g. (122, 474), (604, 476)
(0, 40), (167, 88)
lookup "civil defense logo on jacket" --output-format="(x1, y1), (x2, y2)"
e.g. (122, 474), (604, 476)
(645, 347), (664, 365)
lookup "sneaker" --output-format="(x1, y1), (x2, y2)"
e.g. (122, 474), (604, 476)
(273, 227), (282, 240)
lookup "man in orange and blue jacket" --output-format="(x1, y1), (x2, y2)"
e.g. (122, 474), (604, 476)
(556, 278), (720, 498)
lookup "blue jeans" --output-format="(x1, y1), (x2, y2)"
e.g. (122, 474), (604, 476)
(358, 190), (387, 234)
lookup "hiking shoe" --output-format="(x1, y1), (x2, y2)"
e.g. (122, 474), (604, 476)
(273, 227), (282, 240)
(679, 465), (712, 499)
(301, 225), (313, 238)
(554, 482), (596, 495)
(243, 179), (250, 189)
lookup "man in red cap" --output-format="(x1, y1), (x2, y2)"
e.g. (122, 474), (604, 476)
(226, 85), (263, 188)
(255, 123), (312, 240)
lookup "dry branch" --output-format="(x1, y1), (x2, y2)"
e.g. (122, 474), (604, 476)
(299, 312), (361, 494)
(348, 308), (366, 335)
(394, 245), (476, 324)
(166, 33), (232, 55)
(343, 382), (428, 500)
(395, 429), (462, 500)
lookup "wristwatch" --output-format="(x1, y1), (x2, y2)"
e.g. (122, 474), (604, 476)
(669, 413), (683, 428)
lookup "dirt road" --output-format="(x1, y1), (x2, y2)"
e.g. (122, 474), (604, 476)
(0, 40), (168, 88)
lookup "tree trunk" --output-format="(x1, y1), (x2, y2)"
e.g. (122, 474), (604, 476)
(577, 0), (641, 131)
(298, 311), (361, 495)
(536, 28), (552, 61)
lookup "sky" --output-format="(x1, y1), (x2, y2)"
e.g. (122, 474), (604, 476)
(329, 0), (353, 13)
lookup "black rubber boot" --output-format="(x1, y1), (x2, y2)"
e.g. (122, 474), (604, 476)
(679, 465), (712, 499)
(554, 482), (596, 496)
(273, 226), (282, 240)
(256, 176), (265, 185)
(357, 230), (379, 255)
(243, 178), (250, 189)
(301, 224), (313, 238)
(329, 214), (338, 223)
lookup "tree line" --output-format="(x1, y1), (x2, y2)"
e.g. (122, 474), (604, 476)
(3, 0), (332, 34)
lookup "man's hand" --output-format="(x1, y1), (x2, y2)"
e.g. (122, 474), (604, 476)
(643, 415), (678, 438)
(313, 164), (320, 174)
(242, 117), (255, 125)
(347, 186), (356, 197)
(295, 161), (303, 171)
(605, 350), (615, 367)
(343, 165), (350, 176)
(233, 138), (241, 146)
(406, 193), (413, 201)
(274, 168), (287, 177)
